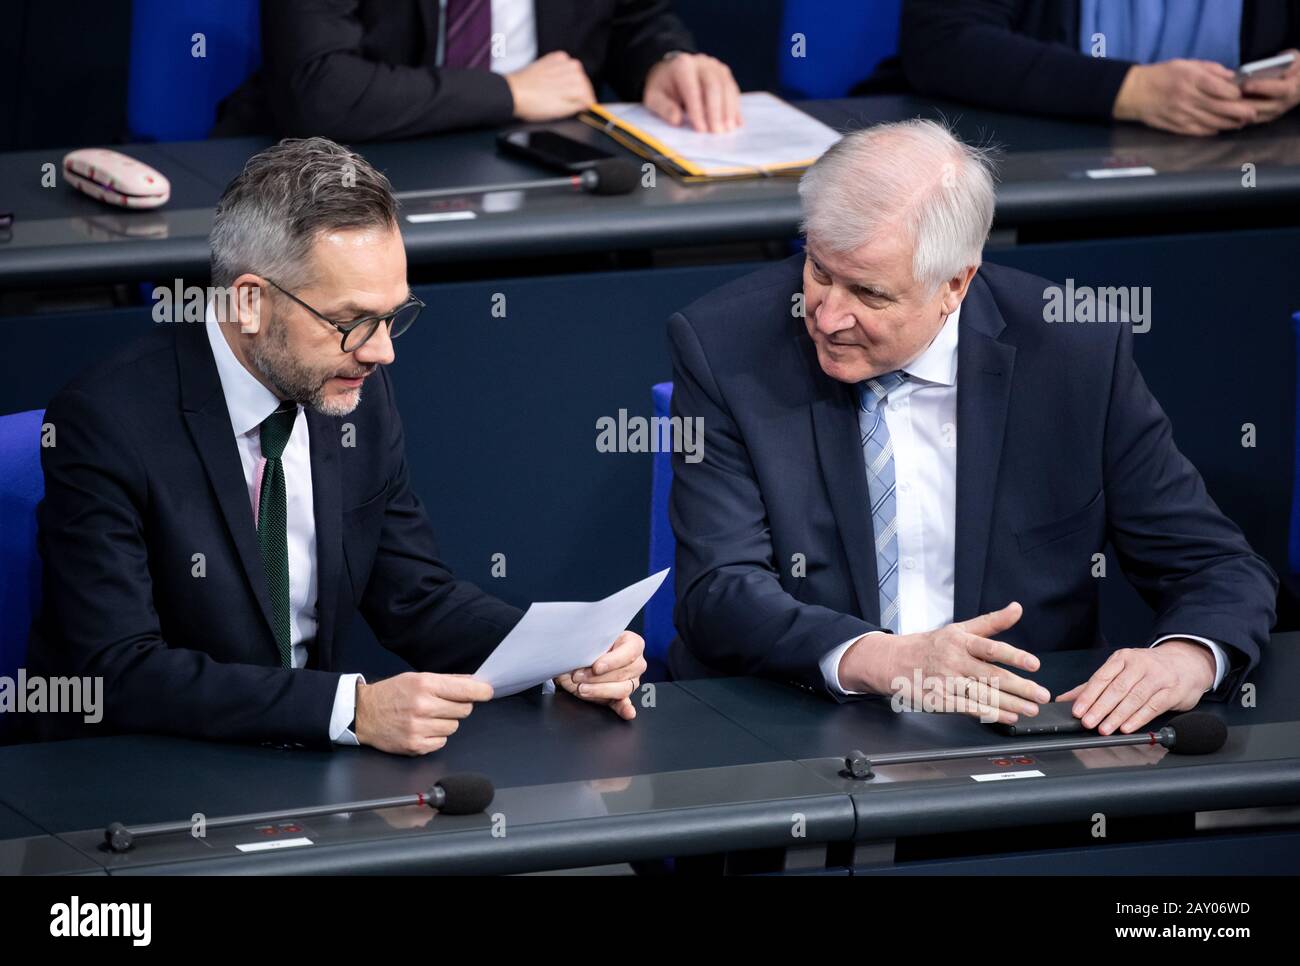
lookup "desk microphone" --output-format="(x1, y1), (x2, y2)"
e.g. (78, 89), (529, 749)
(103, 772), (494, 853)
(394, 158), (640, 202)
(841, 711), (1228, 780)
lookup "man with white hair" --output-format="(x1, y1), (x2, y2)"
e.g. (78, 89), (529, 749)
(668, 119), (1275, 734)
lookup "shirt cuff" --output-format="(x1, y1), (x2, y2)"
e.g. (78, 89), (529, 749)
(1150, 635), (1226, 692)
(819, 632), (886, 696)
(329, 673), (365, 745)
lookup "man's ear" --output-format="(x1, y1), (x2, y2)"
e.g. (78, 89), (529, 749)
(228, 275), (267, 335)
(939, 265), (978, 315)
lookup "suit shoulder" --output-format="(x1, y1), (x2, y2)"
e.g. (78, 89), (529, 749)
(978, 261), (1129, 358)
(57, 325), (178, 402)
(977, 261), (1055, 305)
(44, 326), (183, 446)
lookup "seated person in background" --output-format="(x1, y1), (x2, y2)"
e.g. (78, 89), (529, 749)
(864, 0), (1300, 136)
(28, 137), (645, 753)
(214, 0), (741, 141)
(667, 120), (1276, 732)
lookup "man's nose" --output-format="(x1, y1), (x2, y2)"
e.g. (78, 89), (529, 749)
(355, 319), (396, 366)
(813, 286), (856, 334)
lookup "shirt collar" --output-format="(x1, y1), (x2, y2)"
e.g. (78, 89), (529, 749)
(205, 299), (288, 438)
(899, 303), (960, 387)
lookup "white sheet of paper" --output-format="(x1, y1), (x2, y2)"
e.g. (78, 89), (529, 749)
(595, 91), (841, 175)
(473, 569), (670, 698)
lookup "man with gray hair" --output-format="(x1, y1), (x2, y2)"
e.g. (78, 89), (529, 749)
(29, 137), (645, 753)
(668, 119), (1275, 734)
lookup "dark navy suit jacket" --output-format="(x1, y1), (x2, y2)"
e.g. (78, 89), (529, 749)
(215, 0), (696, 140)
(667, 255), (1276, 700)
(27, 319), (522, 746)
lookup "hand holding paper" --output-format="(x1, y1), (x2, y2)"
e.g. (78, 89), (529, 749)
(473, 570), (668, 712)
(554, 630), (646, 720)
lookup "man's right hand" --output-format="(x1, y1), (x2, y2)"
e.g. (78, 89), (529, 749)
(505, 52), (596, 122)
(837, 602), (1050, 725)
(354, 673), (493, 756)
(1113, 60), (1258, 136)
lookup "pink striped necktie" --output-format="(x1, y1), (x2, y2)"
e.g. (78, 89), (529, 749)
(443, 0), (492, 69)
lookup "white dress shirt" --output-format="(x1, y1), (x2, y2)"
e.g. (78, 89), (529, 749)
(205, 303), (362, 744)
(817, 304), (1227, 696)
(489, 0), (538, 74)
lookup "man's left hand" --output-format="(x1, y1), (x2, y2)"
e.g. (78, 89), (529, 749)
(643, 53), (742, 133)
(555, 631), (646, 720)
(1055, 640), (1215, 735)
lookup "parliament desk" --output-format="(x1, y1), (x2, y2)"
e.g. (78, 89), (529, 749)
(2, 96), (1299, 287)
(681, 636), (1300, 875)
(1, 636), (1297, 875)
(0, 682), (854, 875)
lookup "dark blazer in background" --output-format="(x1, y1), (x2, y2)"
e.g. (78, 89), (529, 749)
(667, 255), (1276, 699)
(214, 0), (696, 140)
(27, 320), (522, 746)
(860, 0), (1300, 121)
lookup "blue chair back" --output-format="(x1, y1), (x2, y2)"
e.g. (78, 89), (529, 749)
(779, 0), (902, 99)
(1291, 312), (1300, 573)
(128, 0), (262, 141)
(0, 410), (45, 683)
(645, 382), (676, 672)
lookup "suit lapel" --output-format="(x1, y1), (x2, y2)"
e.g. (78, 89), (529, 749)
(175, 322), (278, 652)
(306, 410), (343, 671)
(807, 346), (880, 624)
(952, 273), (1016, 622)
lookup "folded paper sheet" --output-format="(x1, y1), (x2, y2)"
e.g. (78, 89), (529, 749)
(473, 569), (670, 697)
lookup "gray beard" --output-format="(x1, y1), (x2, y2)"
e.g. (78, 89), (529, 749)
(250, 315), (363, 417)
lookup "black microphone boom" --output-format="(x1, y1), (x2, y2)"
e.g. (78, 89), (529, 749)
(394, 158), (640, 202)
(842, 712), (1228, 780)
(103, 773), (495, 853)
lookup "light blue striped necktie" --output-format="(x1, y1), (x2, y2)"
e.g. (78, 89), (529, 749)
(858, 371), (907, 634)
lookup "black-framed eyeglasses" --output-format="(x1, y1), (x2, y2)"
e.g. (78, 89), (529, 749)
(264, 278), (424, 352)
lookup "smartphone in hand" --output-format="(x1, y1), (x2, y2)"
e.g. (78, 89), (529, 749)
(1236, 52), (1296, 83)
